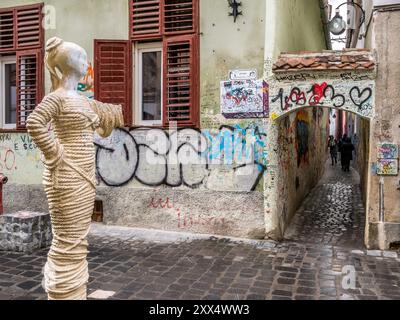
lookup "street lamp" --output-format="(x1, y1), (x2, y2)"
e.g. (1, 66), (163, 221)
(329, 2), (366, 36)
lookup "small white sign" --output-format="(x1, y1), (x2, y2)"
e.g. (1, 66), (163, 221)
(229, 69), (257, 81)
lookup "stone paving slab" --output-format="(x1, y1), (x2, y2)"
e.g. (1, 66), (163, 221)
(284, 162), (365, 248)
(0, 230), (399, 300)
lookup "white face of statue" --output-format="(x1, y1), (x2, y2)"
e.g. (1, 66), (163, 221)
(76, 47), (88, 78)
(66, 42), (89, 78)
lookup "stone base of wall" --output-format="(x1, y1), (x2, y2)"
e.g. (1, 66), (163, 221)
(4, 184), (49, 214)
(0, 211), (52, 253)
(97, 187), (266, 239)
(368, 222), (400, 250)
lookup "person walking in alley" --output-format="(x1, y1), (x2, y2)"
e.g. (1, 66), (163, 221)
(341, 137), (355, 172)
(338, 134), (347, 170)
(328, 136), (338, 166)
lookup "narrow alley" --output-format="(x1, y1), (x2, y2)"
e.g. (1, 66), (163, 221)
(284, 160), (365, 249)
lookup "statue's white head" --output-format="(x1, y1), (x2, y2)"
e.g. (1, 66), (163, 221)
(45, 37), (88, 91)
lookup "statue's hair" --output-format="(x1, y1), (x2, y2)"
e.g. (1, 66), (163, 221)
(45, 37), (64, 92)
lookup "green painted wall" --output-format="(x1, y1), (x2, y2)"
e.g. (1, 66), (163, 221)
(199, 0), (266, 129)
(0, 0), (129, 94)
(264, 0), (326, 66)
(0, 0), (128, 185)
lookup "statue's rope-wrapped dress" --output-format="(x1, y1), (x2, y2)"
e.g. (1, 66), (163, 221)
(27, 92), (123, 299)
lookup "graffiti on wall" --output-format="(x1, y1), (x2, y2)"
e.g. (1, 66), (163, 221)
(148, 196), (234, 230)
(94, 125), (267, 192)
(220, 80), (269, 119)
(377, 159), (398, 176)
(377, 143), (399, 159)
(296, 110), (309, 167)
(77, 62), (94, 99)
(0, 133), (42, 184)
(376, 142), (399, 176)
(270, 80), (374, 120)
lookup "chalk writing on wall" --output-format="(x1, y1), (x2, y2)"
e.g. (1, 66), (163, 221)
(270, 80), (374, 120)
(148, 196), (234, 230)
(94, 125), (267, 192)
(0, 133), (42, 184)
(220, 80), (268, 119)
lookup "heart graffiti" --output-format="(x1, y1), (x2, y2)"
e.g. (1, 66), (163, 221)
(350, 86), (372, 111)
(323, 85), (345, 108)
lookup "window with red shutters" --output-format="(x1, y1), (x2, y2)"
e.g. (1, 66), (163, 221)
(16, 49), (43, 129)
(163, 0), (197, 35)
(163, 35), (198, 127)
(0, 3), (43, 53)
(94, 40), (132, 126)
(16, 4), (43, 50)
(0, 3), (44, 130)
(130, 0), (162, 40)
(0, 9), (15, 52)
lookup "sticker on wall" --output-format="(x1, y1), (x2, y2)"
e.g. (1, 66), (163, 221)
(377, 143), (399, 159)
(229, 69), (257, 81)
(376, 158), (399, 176)
(220, 79), (269, 119)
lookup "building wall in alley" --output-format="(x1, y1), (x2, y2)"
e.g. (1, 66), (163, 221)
(0, 0), (268, 239)
(0, 0), (330, 240)
(367, 8), (400, 248)
(200, 0), (266, 128)
(355, 116), (371, 207)
(275, 108), (329, 236)
(262, 0), (328, 239)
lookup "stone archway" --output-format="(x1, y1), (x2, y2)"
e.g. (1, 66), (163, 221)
(263, 50), (376, 244)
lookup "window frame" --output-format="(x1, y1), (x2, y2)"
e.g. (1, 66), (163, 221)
(134, 41), (163, 126)
(0, 2), (44, 132)
(0, 56), (17, 129)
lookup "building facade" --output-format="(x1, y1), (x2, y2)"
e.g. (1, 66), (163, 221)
(11, 1), (397, 246)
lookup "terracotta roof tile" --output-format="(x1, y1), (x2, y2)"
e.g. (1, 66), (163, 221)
(272, 49), (375, 73)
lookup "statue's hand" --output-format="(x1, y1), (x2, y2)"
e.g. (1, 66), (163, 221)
(42, 139), (65, 171)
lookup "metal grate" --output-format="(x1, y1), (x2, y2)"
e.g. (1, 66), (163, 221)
(164, 37), (193, 124)
(16, 50), (40, 129)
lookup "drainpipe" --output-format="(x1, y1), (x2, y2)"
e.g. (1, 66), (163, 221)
(378, 177), (386, 249)
(319, 0), (332, 50)
(379, 177), (385, 222)
(0, 173), (8, 215)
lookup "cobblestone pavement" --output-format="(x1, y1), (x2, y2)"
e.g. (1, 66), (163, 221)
(0, 227), (399, 300)
(284, 161), (365, 248)
(1, 161), (399, 300)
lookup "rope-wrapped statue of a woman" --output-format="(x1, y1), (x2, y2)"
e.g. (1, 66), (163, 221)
(26, 37), (124, 300)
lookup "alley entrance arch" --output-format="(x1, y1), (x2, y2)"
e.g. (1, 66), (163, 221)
(269, 76), (375, 121)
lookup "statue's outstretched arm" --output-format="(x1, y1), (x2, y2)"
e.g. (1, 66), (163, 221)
(89, 100), (124, 138)
(26, 93), (63, 167)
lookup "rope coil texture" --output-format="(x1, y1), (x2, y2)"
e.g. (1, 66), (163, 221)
(26, 92), (123, 300)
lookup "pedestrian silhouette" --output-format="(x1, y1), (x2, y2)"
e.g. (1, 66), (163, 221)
(341, 137), (355, 172)
(328, 135), (338, 166)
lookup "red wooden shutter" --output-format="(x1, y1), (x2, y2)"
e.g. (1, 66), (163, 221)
(163, 35), (198, 127)
(130, 0), (162, 40)
(16, 49), (43, 129)
(94, 40), (132, 126)
(0, 8), (15, 52)
(163, 0), (197, 35)
(16, 3), (43, 50)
